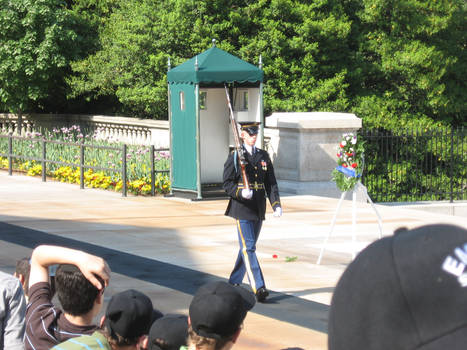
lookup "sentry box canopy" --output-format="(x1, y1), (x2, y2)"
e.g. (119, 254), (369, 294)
(167, 42), (264, 199)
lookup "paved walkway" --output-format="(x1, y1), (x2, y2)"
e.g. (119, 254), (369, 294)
(1, 171), (466, 350)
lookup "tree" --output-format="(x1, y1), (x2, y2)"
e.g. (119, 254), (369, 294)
(68, 0), (354, 119)
(348, 0), (466, 129)
(0, 0), (83, 132)
(41, 0), (466, 128)
(237, 0), (352, 114)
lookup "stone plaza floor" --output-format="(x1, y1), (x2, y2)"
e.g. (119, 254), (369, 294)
(1, 171), (466, 349)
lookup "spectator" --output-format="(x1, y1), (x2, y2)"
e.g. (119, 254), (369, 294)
(186, 281), (256, 350)
(52, 289), (154, 350)
(25, 245), (110, 350)
(147, 314), (188, 350)
(0, 270), (26, 350)
(328, 224), (467, 350)
(14, 257), (30, 300)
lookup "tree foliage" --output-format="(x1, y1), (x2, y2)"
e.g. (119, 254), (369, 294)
(68, 0), (354, 118)
(349, 0), (466, 128)
(0, 0), (465, 128)
(0, 0), (87, 113)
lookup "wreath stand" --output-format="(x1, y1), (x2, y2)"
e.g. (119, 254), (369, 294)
(316, 180), (383, 265)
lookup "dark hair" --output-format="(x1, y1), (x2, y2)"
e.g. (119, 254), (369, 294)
(187, 325), (232, 350)
(101, 326), (140, 347)
(151, 337), (171, 350)
(55, 264), (102, 316)
(15, 257), (30, 296)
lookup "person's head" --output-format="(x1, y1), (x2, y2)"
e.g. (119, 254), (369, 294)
(55, 264), (104, 317)
(328, 223), (467, 350)
(14, 257), (30, 297)
(239, 122), (260, 147)
(147, 314), (188, 350)
(102, 289), (154, 349)
(188, 281), (256, 350)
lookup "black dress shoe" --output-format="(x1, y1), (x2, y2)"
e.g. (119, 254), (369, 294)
(256, 287), (269, 302)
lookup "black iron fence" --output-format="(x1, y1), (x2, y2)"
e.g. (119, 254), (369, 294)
(359, 126), (466, 203)
(0, 133), (169, 197)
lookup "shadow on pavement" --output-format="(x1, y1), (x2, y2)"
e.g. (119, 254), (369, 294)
(0, 221), (329, 333)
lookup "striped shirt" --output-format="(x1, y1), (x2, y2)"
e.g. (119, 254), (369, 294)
(52, 331), (111, 350)
(25, 282), (97, 350)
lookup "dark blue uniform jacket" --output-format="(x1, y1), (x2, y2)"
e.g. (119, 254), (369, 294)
(223, 146), (281, 221)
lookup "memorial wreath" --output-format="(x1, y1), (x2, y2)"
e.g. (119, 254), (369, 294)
(331, 132), (365, 192)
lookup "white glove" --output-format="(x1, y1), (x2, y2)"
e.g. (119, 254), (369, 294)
(241, 189), (253, 199)
(273, 207), (282, 217)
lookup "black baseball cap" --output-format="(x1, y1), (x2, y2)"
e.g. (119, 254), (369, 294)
(189, 281), (256, 340)
(239, 122), (260, 135)
(105, 289), (154, 339)
(329, 224), (467, 350)
(148, 314), (188, 350)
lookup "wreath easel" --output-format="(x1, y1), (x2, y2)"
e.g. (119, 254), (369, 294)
(316, 132), (383, 264)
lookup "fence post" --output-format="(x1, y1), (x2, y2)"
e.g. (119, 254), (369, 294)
(450, 125), (454, 203)
(41, 139), (46, 182)
(8, 134), (12, 176)
(80, 143), (85, 189)
(122, 144), (127, 197)
(150, 145), (155, 196)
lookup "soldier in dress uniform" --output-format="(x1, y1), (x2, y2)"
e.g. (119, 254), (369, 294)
(223, 121), (282, 302)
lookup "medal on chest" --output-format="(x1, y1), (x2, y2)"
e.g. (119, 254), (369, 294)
(261, 160), (267, 171)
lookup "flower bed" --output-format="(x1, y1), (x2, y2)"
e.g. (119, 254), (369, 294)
(0, 126), (170, 196)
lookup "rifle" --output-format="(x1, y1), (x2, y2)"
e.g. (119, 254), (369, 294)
(224, 84), (250, 190)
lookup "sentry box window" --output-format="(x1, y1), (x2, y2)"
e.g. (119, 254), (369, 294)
(199, 91), (207, 110)
(241, 91), (248, 111)
(179, 91), (185, 110)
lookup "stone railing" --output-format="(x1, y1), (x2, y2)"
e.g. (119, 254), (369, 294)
(2, 112), (363, 198)
(0, 113), (169, 148)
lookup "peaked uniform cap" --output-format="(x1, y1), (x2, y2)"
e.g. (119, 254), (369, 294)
(238, 122), (260, 135)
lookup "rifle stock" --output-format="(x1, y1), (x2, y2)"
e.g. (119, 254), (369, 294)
(224, 85), (250, 190)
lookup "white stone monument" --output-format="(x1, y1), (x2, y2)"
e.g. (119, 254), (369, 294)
(264, 112), (362, 197)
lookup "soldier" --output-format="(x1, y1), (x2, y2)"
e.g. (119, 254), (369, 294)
(223, 121), (282, 302)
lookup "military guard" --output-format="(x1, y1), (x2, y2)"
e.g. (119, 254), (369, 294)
(223, 121), (282, 302)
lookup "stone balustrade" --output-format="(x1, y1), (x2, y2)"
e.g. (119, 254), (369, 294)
(0, 113), (169, 148)
(1, 112), (363, 198)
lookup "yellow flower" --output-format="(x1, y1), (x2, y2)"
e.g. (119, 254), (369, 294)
(115, 181), (123, 191)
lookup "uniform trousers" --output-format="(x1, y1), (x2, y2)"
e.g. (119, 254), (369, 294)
(229, 219), (265, 293)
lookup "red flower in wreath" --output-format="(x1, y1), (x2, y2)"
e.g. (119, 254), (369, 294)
(351, 163), (358, 168)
